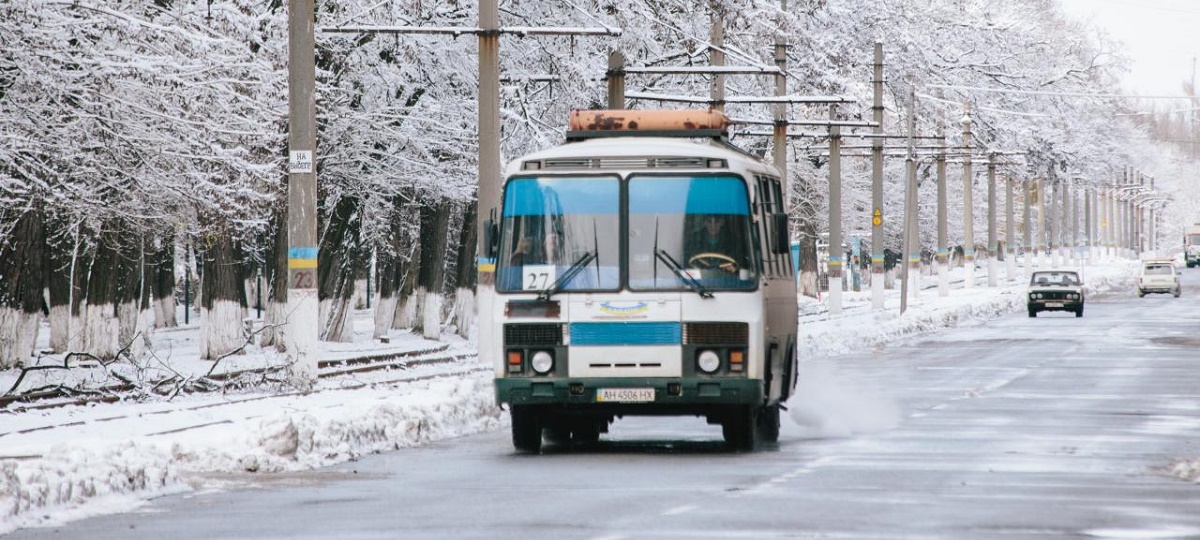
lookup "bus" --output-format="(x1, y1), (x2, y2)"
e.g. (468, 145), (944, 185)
(485, 109), (798, 452)
(1185, 225), (1200, 268)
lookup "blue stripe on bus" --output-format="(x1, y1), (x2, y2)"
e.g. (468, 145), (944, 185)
(569, 322), (682, 346)
(628, 177), (750, 215)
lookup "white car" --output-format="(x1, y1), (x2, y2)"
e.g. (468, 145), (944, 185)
(1138, 260), (1181, 298)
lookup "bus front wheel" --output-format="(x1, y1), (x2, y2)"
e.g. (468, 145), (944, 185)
(511, 405), (542, 453)
(722, 406), (758, 452)
(757, 404), (781, 443)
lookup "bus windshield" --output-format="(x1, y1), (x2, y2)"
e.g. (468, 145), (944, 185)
(496, 176), (620, 293)
(628, 175), (757, 291)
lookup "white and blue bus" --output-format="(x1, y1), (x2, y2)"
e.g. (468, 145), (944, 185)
(486, 109), (798, 452)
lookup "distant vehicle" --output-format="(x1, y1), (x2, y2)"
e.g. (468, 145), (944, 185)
(1185, 225), (1200, 268)
(1137, 259), (1181, 298)
(487, 109), (798, 453)
(1027, 270), (1085, 318)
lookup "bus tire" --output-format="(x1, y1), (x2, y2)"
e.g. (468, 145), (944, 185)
(572, 422), (602, 445)
(511, 406), (542, 453)
(757, 404), (781, 443)
(722, 406), (758, 452)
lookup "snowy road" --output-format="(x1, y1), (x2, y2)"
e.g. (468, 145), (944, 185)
(8, 269), (1200, 540)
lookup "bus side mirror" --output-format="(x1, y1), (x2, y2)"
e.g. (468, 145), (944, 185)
(483, 219), (499, 259)
(772, 213), (790, 254)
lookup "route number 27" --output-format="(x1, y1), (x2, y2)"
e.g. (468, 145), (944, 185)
(522, 264), (556, 291)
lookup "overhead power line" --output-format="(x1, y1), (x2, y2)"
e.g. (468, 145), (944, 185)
(927, 83), (1197, 101)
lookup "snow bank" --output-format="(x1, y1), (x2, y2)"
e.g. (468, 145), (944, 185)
(0, 377), (502, 534)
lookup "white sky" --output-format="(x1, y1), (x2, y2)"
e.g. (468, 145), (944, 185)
(1058, 0), (1200, 97)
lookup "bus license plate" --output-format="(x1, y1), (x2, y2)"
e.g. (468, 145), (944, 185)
(596, 388), (655, 403)
(1046, 302), (1063, 307)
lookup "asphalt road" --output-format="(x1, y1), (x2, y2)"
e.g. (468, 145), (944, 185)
(10, 269), (1200, 540)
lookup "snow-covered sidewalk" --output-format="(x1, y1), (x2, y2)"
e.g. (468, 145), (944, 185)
(5, 258), (1184, 536)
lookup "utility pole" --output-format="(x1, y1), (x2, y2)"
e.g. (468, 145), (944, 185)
(1036, 176), (1046, 269)
(961, 103), (975, 289)
(286, 0), (319, 386)
(936, 96), (949, 297)
(1005, 172), (1016, 281)
(870, 43), (885, 309)
(1050, 173), (1060, 268)
(828, 105), (843, 314)
(1023, 177), (1032, 278)
(900, 84), (918, 314)
(986, 153), (997, 287)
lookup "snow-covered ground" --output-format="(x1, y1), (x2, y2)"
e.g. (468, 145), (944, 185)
(4, 257), (1195, 536)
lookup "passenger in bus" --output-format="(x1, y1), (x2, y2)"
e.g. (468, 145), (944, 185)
(509, 232), (560, 266)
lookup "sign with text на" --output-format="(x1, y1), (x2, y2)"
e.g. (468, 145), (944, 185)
(289, 150), (314, 174)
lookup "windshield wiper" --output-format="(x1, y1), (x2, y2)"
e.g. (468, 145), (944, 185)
(537, 251), (596, 301)
(655, 249), (712, 299)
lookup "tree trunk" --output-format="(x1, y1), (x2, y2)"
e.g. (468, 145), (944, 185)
(200, 230), (248, 360)
(393, 206), (423, 331)
(262, 205), (288, 350)
(372, 195), (414, 339)
(150, 236), (177, 328)
(0, 206), (47, 369)
(115, 226), (145, 359)
(415, 200), (451, 340)
(797, 223), (820, 299)
(46, 222), (75, 353)
(83, 228), (120, 361)
(69, 242), (94, 353)
(318, 196), (362, 343)
(450, 200), (477, 339)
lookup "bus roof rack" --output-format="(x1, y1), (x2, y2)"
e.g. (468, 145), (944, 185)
(566, 109), (730, 141)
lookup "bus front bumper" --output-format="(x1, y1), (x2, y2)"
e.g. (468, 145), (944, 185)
(495, 377), (764, 413)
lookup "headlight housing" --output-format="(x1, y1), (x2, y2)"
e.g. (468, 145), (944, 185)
(530, 350), (554, 374)
(697, 350), (721, 373)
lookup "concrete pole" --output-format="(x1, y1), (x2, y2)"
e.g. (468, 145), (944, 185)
(1084, 186), (1092, 265)
(285, 0), (319, 386)
(900, 84), (918, 313)
(961, 103), (975, 289)
(828, 106), (843, 314)
(475, 0), (502, 372)
(709, 4), (725, 113)
(1005, 173), (1016, 281)
(1023, 178), (1032, 278)
(936, 109), (949, 297)
(1036, 176), (1046, 269)
(1050, 176), (1060, 268)
(606, 51), (625, 109)
(1063, 179), (1073, 264)
(1075, 182), (1084, 265)
(772, 13), (790, 289)
(986, 154), (997, 287)
(870, 43), (885, 309)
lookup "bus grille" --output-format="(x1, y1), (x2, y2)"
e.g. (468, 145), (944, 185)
(683, 322), (749, 345)
(504, 324), (563, 346)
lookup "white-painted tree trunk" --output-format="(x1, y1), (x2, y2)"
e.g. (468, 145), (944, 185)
(69, 302), (88, 352)
(394, 288), (422, 330)
(451, 288), (475, 339)
(83, 303), (119, 361)
(0, 307), (38, 368)
(422, 291), (444, 340)
(261, 300), (287, 350)
(353, 278), (369, 310)
(372, 294), (398, 340)
(153, 295), (176, 328)
(200, 300), (246, 360)
(319, 297), (353, 343)
(116, 300), (141, 358)
(49, 304), (71, 353)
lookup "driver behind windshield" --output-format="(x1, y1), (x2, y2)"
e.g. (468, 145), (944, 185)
(684, 214), (743, 273)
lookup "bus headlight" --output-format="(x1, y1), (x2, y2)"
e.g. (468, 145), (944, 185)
(530, 351), (554, 374)
(697, 350), (721, 373)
